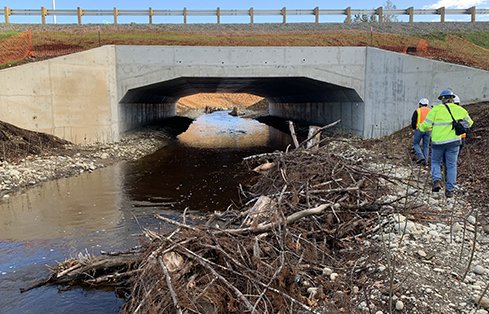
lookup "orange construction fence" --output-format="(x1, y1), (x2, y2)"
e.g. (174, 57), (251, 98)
(0, 30), (32, 65)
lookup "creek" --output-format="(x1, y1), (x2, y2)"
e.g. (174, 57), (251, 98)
(0, 111), (292, 313)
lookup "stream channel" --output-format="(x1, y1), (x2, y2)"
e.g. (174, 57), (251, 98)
(0, 111), (292, 313)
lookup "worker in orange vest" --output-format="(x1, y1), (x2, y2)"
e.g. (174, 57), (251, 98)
(411, 98), (431, 165)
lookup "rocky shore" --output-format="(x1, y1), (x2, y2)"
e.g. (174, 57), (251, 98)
(0, 131), (168, 199)
(327, 139), (489, 314)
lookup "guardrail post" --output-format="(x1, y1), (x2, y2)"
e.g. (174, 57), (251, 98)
(217, 7), (220, 24)
(183, 7), (187, 24)
(437, 7), (445, 23)
(314, 7), (319, 24)
(149, 7), (153, 24)
(377, 7), (383, 23)
(4, 6), (10, 24)
(41, 6), (47, 25)
(407, 7), (414, 23)
(113, 7), (118, 25)
(249, 7), (254, 25)
(345, 7), (351, 24)
(469, 6), (476, 23)
(77, 7), (83, 25)
(281, 7), (286, 24)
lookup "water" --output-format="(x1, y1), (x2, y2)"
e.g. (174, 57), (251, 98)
(0, 111), (291, 313)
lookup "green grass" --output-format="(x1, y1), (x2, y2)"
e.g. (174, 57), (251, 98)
(418, 31), (447, 41)
(0, 31), (19, 40)
(458, 32), (489, 49)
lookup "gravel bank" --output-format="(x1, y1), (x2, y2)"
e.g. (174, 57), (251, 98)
(0, 131), (169, 199)
(1, 22), (489, 33)
(328, 139), (489, 314)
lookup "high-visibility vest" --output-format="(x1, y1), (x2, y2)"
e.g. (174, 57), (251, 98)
(419, 102), (473, 145)
(416, 106), (430, 129)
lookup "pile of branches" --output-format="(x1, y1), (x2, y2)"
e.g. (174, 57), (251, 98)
(25, 145), (403, 313)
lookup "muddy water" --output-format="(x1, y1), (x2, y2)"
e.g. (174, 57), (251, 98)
(0, 111), (291, 313)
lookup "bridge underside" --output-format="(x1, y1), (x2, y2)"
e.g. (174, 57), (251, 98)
(120, 77), (365, 135)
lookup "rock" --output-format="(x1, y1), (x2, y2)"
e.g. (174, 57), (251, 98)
(472, 295), (489, 310)
(452, 222), (463, 233)
(375, 311), (383, 314)
(330, 273), (338, 281)
(473, 265), (487, 275)
(358, 301), (367, 310)
(467, 215), (477, 225)
(100, 152), (109, 159)
(395, 300), (404, 310)
(322, 267), (333, 276)
(417, 250), (427, 258)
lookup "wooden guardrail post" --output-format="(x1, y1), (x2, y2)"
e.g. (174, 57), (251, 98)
(183, 7), (187, 24)
(217, 7), (220, 25)
(4, 6), (11, 24)
(149, 7), (153, 24)
(41, 6), (47, 25)
(469, 6), (476, 23)
(77, 7), (83, 25)
(345, 7), (352, 24)
(437, 7), (445, 23)
(407, 7), (414, 23)
(314, 7), (319, 24)
(281, 7), (286, 24)
(377, 7), (383, 23)
(113, 7), (118, 25)
(249, 7), (254, 25)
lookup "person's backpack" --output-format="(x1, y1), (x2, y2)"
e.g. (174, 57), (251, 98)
(444, 104), (468, 136)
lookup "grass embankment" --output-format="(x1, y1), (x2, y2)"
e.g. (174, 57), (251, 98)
(0, 31), (18, 40)
(31, 29), (489, 69)
(0, 29), (489, 69)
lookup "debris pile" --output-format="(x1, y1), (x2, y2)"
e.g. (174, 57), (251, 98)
(25, 145), (406, 313)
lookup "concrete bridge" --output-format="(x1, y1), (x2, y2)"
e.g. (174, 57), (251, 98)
(0, 45), (488, 144)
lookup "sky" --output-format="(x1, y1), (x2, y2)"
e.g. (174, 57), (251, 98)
(1, 0), (488, 23)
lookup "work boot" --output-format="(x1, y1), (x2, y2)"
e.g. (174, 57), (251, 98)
(445, 190), (454, 198)
(432, 180), (442, 192)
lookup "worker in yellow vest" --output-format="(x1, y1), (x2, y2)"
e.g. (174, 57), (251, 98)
(411, 98), (431, 165)
(419, 89), (473, 198)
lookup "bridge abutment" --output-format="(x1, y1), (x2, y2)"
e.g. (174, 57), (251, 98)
(0, 45), (488, 144)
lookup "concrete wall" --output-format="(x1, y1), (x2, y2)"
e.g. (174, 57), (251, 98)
(119, 103), (176, 133)
(0, 46), (119, 144)
(114, 46), (367, 99)
(364, 47), (489, 138)
(1, 45), (488, 143)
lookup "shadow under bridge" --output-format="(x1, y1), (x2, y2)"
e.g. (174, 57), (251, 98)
(120, 76), (365, 135)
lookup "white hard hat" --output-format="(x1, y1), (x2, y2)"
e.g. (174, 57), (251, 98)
(419, 98), (429, 106)
(453, 95), (460, 104)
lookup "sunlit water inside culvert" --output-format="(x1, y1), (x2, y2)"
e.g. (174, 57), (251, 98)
(0, 111), (292, 313)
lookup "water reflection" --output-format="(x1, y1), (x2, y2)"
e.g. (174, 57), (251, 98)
(178, 111), (269, 148)
(1, 167), (124, 241)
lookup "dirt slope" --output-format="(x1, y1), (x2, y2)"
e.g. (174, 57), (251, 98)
(0, 120), (68, 162)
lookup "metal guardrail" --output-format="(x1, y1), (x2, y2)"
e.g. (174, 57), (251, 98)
(3, 6), (489, 25)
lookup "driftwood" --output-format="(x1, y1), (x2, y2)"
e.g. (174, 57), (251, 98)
(306, 126), (322, 149)
(26, 142), (400, 313)
(288, 121), (300, 148)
